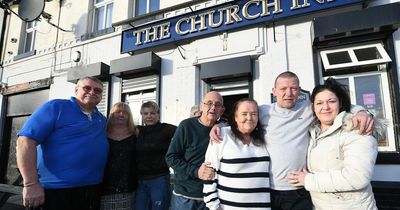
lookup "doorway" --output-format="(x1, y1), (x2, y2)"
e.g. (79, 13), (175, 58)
(208, 78), (250, 123)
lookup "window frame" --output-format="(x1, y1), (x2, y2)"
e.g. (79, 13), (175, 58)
(92, 0), (114, 33)
(330, 72), (396, 152)
(22, 21), (37, 54)
(133, 0), (160, 17)
(320, 42), (392, 71)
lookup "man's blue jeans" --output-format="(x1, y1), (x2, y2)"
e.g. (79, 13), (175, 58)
(135, 175), (171, 210)
(170, 194), (207, 210)
(270, 188), (313, 210)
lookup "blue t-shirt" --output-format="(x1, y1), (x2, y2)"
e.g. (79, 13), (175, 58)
(18, 97), (109, 189)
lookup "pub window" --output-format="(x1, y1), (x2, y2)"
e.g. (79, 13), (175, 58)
(20, 21), (37, 54)
(93, 0), (113, 32)
(134, 0), (160, 16)
(332, 73), (395, 152)
(320, 43), (391, 70)
(320, 42), (395, 152)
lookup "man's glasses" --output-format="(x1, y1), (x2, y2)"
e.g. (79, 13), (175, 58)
(80, 86), (103, 95)
(202, 101), (224, 109)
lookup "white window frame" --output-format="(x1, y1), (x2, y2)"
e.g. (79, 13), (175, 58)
(22, 21), (37, 53)
(134, 0), (160, 16)
(320, 42), (392, 70)
(92, 0), (113, 32)
(329, 72), (396, 152)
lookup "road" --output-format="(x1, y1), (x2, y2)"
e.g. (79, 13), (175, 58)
(1, 195), (24, 210)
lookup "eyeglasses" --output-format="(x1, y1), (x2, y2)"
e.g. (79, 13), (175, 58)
(202, 101), (224, 109)
(80, 86), (103, 94)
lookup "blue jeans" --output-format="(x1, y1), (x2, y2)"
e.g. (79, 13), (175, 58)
(170, 194), (207, 210)
(271, 188), (313, 210)
(135, 175), (171, 210)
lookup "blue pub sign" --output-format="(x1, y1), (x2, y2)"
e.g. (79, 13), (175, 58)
(121, 0), (361, 54)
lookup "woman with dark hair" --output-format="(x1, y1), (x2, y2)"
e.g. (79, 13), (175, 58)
(203, 98), (271, 210)
(287, 78), (378, 210)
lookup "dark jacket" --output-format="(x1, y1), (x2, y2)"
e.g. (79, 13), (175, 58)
(136, 122), (176, 179)
(165, 118), (212, 198)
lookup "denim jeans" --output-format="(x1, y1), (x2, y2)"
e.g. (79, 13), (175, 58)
(271, 188), (313, 210)
(135, 175), (171, 210)
(170, 194), (207, 210)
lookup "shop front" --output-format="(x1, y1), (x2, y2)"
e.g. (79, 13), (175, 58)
(1, 0), (399, 207)
(111, 0), (400, 207)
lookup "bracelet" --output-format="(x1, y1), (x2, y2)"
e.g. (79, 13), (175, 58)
(24, 182), (39, 187)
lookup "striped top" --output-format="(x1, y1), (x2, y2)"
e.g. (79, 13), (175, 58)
(203, 127), (271, 210)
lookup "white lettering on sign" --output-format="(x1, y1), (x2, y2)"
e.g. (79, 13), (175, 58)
(130, 0), (337, 47)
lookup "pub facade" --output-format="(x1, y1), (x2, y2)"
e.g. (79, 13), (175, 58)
(0, 0), (400, 207)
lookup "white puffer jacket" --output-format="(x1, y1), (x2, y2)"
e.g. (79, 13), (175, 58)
(305, 111), (378, 210)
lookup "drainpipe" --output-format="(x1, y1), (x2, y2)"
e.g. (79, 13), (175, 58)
(50, 0), (61, 78)
(0, 9), (9, 182)
(0, 9), (10, 146)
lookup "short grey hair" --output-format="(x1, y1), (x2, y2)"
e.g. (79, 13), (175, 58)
(140, 101), (160, 114)
(76, 76), (103, 88)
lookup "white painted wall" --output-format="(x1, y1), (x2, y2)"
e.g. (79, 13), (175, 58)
(4, 14), (22, 59)
(155, 41), (199, 125)
(257, 24), (291, 105)
(49, 73), (75, 100)
(193, 27), (264, 63)
(113, 0), (131, 23)
(161, 0), (190, 9)
(2, 53), (53, 85)
(56, 0), (90, 41)
(285, 21), (315, 93)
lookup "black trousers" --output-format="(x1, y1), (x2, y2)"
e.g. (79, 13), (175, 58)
(270, 188), (313, 210)
(28, 185), (101, 210)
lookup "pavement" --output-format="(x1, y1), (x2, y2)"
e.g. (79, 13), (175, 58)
(1, 195), (24, 210)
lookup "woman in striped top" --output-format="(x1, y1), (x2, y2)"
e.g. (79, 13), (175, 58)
(203, 98), (271, 210)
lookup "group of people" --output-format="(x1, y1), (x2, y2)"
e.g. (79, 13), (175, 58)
(101, 100), (176, 210)
(16, 77), (176, 210)
(15, 72), (379, 210)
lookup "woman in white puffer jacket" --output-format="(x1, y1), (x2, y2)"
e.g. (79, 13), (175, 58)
(286, 77), (378, 210)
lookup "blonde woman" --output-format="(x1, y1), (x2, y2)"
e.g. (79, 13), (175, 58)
(101, 102), (138, 210)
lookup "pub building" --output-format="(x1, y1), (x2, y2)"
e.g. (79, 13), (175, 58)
(0, 0), (399, 207)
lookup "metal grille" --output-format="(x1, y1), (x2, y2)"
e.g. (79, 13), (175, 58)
(97, 81), (108, 116)
(122, 75), (158, 93)
(210, 80), (249, 96)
